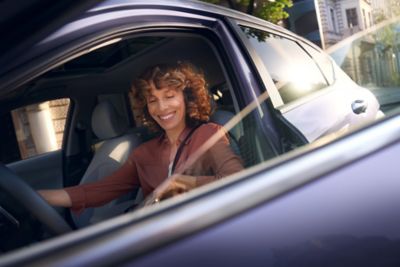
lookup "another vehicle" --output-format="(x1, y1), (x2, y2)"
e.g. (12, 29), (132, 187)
(1, 1), (398, 266)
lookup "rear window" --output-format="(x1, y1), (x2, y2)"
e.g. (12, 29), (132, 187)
(240, 26), (329, 104)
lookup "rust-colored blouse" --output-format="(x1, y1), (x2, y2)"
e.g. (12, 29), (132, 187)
(65, 123), (243, 212)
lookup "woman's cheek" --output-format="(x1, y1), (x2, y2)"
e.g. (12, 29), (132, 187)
(147, 103), (157, 116)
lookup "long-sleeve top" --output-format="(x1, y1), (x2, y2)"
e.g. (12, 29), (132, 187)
(65, 122), (243, 213)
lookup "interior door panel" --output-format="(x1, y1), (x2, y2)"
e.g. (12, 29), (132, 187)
(7, 150), (63, 190)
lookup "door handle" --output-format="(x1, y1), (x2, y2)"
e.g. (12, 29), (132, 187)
(351, 100), (368, 114)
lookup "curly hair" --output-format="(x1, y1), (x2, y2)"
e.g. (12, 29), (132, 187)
(131, 61), (212, 132)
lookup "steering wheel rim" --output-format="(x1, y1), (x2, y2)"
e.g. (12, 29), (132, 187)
(0, 164), (72, 235)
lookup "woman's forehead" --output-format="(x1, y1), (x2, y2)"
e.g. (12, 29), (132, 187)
(145, 86), (178, 97)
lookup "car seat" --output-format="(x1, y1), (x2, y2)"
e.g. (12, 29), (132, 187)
(210, 109), (242, 157)
(71, 100), (142, 228)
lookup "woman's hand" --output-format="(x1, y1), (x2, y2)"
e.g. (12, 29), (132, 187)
(154, 174), (197, 202)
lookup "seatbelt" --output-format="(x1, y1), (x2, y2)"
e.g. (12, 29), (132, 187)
(170, 123), (202, 175)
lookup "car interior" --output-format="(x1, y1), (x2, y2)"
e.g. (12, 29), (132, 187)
(0, 31), (301, 252)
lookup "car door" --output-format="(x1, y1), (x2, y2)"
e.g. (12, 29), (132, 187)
(5, 93), (399, 267)
(231, 22), (380, 142)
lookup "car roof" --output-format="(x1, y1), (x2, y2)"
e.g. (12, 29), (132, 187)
(0, 0), (308, 103)
(0, 0), (292, 78)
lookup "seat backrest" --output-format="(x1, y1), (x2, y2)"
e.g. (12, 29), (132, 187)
(210, 109), (242, 157)
(71, 101), (142, 228)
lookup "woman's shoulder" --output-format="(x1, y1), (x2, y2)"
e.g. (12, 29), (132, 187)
(191, 122), (226, 142)
(198, 122), (225, 134)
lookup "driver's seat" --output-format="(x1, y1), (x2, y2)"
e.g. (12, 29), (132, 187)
(71, 101), (142, 228)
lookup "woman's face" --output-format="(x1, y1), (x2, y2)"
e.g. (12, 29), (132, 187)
(146, 87), (186, 134)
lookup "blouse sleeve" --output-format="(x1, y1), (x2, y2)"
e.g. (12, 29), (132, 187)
(64, 151), (140, 213)
(187, 123), (244, 187)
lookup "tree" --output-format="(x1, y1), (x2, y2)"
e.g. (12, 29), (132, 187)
(372, 9), (387, 24)
(201, 0), (293, 24)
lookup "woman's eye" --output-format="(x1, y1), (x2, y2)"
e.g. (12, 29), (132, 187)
(166, 94), (175, 99)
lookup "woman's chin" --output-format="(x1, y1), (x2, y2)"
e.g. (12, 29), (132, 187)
(161, 124), (178, 132)
(160, 121), (185, 133)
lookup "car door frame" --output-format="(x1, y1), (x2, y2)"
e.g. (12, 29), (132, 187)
(226, 17), (365, 143)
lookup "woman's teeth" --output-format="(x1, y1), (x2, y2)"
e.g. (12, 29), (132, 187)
(160, 113), (174, 120)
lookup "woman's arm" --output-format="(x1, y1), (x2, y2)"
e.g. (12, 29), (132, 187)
(64, 158), (140, 213)
(38, 150), (140, 212)
(38, 189), (72, 207)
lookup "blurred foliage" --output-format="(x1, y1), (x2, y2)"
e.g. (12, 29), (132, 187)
(373, 9), (387, 24)
(241, 25), (269, 42)
(200, 0), (293, 24)
(373, 0), (400, 23)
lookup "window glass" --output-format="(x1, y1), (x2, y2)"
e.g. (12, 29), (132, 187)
(7, 98), (70, 161)
(302, 44), (335, 84)
(329, 7), (338, 33)
(346, 8), (358, 28)
(240, 26), (328, 104)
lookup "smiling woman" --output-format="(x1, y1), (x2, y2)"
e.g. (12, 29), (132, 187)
(39, 61), (244, 212)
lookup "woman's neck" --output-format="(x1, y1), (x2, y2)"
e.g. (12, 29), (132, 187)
(165, 124), (186, 145)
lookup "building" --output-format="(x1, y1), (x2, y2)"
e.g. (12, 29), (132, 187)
(288, 0), (400, 87)
(313, 0), (373, 49)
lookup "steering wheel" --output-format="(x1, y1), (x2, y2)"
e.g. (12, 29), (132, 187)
(0, 164), (72, 236)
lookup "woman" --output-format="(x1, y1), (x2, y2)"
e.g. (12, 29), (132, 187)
(39, 61), (243, 213)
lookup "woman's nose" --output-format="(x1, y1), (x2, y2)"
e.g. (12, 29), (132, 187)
(157, 99), (168, 111)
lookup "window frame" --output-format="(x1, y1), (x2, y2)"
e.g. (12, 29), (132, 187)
(299, 41), (336, 85)
(229, 19), (334, 111)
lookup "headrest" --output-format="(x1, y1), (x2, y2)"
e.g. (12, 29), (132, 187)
(210, 109), (241, 140)
(91, 101), (128, 140)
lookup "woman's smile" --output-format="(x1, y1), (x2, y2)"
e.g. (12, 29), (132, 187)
(159, 112), (175, 121)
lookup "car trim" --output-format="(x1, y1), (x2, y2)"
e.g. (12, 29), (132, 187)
(226, 18), (284, 107)
(89, 0), (289, 36)
(2, 112), (399, 266)
(277, 84), (337, 114)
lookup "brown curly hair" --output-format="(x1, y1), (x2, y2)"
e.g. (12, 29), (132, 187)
(131, 61), (212, 132)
